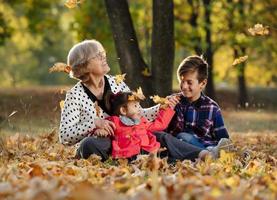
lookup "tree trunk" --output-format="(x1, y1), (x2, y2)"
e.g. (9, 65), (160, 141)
(188, 0), (202, 55)
(235, 48), (249, 108)
(236, 0), (249, 108)
(151, 0), (174, 96)
(104, 0), (153, 95)
(203, 0), (216, 100)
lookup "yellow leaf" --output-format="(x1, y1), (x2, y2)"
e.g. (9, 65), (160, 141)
(248, 24), (269, 36)
(114, 73), (126, 84)
(59, 100), (65, 110)
(49, 62), (71, 74)
(129, 87), (146, 101)
(141, 68), (151, 77)
(150, 95), (170, 105)
(232, 55), (248, 66)
(243, 160), (266, 176)
(66, 167), (76, 176)
(210, 188), (222, 197)
(224, 176), (240, 188)
(64, 0), (84, 9)
(128, 95), (136, 101)
(95, 101), (101, 117)
(219, 150), (235, 164)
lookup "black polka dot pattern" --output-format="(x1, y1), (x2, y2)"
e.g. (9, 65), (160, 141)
(59, 75), (160, 145)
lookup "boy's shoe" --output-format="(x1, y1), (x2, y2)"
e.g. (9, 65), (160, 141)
(207, 138), (234, 159)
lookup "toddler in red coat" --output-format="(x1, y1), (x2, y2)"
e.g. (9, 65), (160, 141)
(103, 90), (175, 159)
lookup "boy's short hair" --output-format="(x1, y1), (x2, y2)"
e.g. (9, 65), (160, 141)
(177, 55), (208, 82)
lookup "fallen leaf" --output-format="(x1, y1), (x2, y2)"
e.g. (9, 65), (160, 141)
(28, 163), (44, 177)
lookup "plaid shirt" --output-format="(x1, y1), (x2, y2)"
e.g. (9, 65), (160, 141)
(167, 93), (229, 146)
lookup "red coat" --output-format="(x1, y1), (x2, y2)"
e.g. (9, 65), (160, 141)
(107, 108), (175, 158)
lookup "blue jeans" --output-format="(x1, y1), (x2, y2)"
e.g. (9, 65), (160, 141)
(176, 132), (206, 149)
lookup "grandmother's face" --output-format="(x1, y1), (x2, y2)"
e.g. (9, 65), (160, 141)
(87, 46), (110, 76)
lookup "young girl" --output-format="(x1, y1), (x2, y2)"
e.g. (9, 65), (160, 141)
(97, 91), (175, 159)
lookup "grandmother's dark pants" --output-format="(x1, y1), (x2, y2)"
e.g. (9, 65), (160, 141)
(76, 137), (111, 161)
(76, 132), (202, 161)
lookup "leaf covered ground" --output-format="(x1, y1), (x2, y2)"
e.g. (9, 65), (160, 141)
(0, 131), (276, 200)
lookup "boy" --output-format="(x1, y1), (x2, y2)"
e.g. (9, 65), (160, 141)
(167, 55), (233, 157)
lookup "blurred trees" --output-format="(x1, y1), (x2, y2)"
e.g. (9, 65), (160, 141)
(0, 0), (74, 86)
(0, 0), (276, 105)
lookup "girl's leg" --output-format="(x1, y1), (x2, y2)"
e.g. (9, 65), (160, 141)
(76, 136), (112, 161)
(176, 132), (206, 149)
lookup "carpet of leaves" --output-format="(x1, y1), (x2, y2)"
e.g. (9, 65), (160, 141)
(0, 131), (276, 200)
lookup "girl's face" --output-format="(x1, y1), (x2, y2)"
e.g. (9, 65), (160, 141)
(87, 47), (110, 76)
(124, 101), (141, 119)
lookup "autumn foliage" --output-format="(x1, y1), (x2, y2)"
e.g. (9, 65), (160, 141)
(0, 131), (276, 200)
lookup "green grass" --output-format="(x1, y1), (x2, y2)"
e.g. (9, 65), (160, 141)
(223, 110), (277, 133)
(0, 86), (277, 136)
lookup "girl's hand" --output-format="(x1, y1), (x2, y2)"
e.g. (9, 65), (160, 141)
(166, 94), (180, 109)
(95, 119), (116, 136)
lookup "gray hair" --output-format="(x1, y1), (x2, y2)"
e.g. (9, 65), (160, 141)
(67, 39), (104, 81)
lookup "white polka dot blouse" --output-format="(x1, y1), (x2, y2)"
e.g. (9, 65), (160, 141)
(59, 75), (160, 145)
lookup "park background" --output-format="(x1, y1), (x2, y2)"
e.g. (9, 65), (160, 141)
(0, 0), (276, 135)
(0, 1), (276, 199)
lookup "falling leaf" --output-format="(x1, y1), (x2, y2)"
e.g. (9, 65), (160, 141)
(141, 68), (151, 77)
(49, 62), (72, 74)
(128, 87), (146, 101)
(248, 24), (269, 36)
(114, 73), (126, 84)
(8, 110), (17, 118)
(64, 0), (84, 9)
(232, 55), (248, 66)
(59, 88), (68, 94)
(59, 100), (65, 110)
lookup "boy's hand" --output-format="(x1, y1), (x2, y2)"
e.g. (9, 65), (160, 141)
(166, 94), (181, 109)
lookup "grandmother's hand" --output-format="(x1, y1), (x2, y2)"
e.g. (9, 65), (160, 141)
(93, 129), (110, 137)
(95, 119), (115, 136)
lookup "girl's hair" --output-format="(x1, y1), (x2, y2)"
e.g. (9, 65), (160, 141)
(105, 91), (133, 116)
(177, 55), (208, 82)
(67, 39), (104, 82)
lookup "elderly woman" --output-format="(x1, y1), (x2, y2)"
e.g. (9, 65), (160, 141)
(59, 39), (212, 161)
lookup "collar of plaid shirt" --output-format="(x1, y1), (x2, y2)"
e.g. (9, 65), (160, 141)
(180, 92), (205, 109)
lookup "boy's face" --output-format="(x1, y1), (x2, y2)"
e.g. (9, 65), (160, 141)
(179, 71), (207, 102)
(121, 101), (141, 119)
